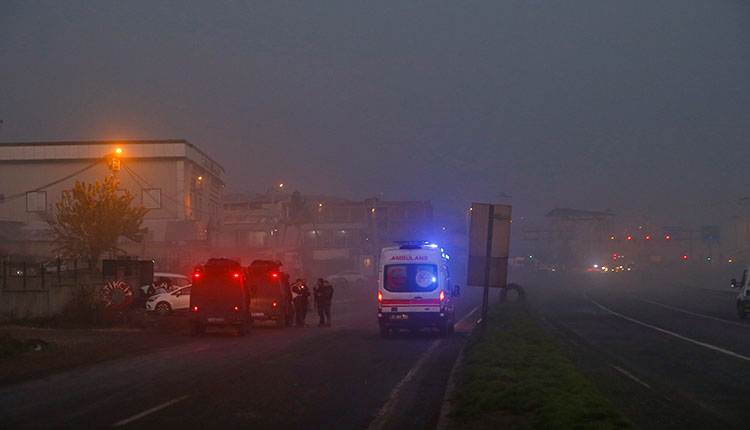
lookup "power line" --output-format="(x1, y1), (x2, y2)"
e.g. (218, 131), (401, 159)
(0, 157), (106, 204)
(123, 164), (213, 216)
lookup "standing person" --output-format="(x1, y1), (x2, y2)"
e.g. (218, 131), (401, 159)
(291, 279), (310, 327)
(314, 278), (334, 327)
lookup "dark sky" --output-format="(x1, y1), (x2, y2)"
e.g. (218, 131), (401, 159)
(1, 1), (748, 228)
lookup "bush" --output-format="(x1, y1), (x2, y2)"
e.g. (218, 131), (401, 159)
(60, 284), (109, 327)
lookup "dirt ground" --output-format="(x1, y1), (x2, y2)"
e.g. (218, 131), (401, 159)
(0, 311), (193, 386)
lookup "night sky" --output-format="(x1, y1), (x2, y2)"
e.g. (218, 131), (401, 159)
(1, 1), (748, 228)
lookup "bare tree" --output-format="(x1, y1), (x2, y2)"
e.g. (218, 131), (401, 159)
(45, 174), (148, 269)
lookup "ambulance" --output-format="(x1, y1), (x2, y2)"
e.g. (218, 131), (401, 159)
(377, 241), (460, 338)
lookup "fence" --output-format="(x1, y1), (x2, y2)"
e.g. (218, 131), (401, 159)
(1, 257), (93, 290)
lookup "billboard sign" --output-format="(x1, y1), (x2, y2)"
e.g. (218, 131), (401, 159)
(467, 203), (512, 288)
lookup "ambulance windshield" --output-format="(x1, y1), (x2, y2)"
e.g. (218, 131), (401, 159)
(384, 264), (438, 292)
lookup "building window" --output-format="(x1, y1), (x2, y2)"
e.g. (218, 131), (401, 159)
(26, 191), (46, 212)
(142, 189), (162, 209)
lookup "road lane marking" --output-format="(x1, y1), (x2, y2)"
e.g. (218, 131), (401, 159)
(457, 307), (479, 331)
(588, 297), (750, 363)
(606, 363), (654, 391)
(368, 306), (478, 430)
(632, 296), (750, 329)
(113, 395), (189, 427)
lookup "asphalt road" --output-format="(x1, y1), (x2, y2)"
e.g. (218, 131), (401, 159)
(530, 269), (750, 429)
(0, 283), (483, 430)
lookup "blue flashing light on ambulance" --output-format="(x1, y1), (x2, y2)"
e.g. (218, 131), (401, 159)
(377, 241), (460, 338)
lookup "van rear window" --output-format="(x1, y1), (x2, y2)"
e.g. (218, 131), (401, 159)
(384, 264), (438, 292)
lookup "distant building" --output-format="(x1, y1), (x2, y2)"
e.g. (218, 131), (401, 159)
(216, 192), (433, 278)
(0, 140), (224, 271)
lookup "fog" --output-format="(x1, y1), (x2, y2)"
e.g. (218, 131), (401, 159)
(1, 1), (748, 227)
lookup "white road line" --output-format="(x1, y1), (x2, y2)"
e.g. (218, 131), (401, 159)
(632, 296), (750, 329)
(113, 395), (189, 427)
(588, 297), (750, 363)
(456, 307), (479, 331)
(367, 306), (478, 430)
(606, 363), (654, 391)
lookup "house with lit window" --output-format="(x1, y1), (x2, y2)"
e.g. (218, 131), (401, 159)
(0, 140), (224, 271)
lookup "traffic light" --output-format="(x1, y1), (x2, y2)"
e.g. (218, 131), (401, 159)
(627, 236), (632, 241)
(612, 253), (618, 260)
(682, 254), (688, 260)
(665, 235), (671, 240)
(111, 158), (121, 171)
(645, 235), (651, 240)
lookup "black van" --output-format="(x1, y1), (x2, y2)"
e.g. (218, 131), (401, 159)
(189, 258), (250, 336)
(246, 260), (293, 328)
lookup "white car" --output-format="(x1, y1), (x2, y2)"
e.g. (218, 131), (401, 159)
(151, 272), (192, 294)
(146, 285), (191, 315)
(732, 265), (750, 319)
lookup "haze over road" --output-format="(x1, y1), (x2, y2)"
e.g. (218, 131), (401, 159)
(0, 285), (483, 430)
(532, 270), (750, 429)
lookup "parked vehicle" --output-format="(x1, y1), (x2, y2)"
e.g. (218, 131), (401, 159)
(731, 266), (750, 319)
(377, 241), (460, 338)
(246, 260), (293, 328)
(146, 285), (191, 315)
(188, 258), (250, 336)
(151, 272), (191, 294)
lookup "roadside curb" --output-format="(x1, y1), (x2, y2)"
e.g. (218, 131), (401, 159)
(435, 322), (476, 430)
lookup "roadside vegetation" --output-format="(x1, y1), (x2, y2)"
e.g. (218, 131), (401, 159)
(448, 302), (633, 430)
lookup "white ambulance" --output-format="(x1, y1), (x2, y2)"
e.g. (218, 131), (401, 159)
(377, 241), (460, 338)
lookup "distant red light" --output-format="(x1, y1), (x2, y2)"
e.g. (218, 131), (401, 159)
(665, 235), (671, 240)
(233, 273), (240, 278)
(234, 306), (239, 311)
(627, 236), (632, 241)
(272, 302), (278, 307)
(192, 306), (198, 312)
(193, 272), (201, 278)
(645, 235), (651, 240)
(271, 273), (278, 278)
(682, 254), (688, 260)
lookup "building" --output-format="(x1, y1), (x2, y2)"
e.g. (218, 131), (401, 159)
(216, 192), (434, 278)
(0, 140), (224, 271)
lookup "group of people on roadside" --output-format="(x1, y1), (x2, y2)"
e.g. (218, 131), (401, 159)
(290, 278), (334, 328)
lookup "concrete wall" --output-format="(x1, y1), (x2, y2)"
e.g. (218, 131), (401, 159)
(0, 284), (75, 318)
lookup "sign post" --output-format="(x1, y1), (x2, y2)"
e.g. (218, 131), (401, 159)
(467, 203), (512, 335)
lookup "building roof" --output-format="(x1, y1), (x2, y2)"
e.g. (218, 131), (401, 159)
(0, 139), (224, 174)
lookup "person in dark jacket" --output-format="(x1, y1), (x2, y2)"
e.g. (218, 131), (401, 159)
(291, 279), (310, 327)
(314, 278), (334, 327)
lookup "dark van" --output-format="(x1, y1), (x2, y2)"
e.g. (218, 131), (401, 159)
(246, 260), (293, 328)
(189, 258), (250, 336)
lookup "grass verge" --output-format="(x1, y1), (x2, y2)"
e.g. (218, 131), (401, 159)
(448, 302), (633, 430)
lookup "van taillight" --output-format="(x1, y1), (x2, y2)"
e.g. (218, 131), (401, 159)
(192, 306), (198, 312)
(272, 302), (278, 307)
(193, 273), (201, 279)
(233, 273), (241, 279)
(234, 306), (239, 311)
(377, 291), (383, 302)
(439, 290), (445, 301)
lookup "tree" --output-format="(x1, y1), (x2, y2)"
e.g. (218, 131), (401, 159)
(45, 174), (149, 269)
